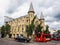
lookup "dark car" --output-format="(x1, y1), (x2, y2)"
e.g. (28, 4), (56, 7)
(15, 35), (31, 42)
(52, 33), (60, 41)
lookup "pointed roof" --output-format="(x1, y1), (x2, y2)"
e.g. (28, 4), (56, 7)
(40, 12), (44, 20)
(28, 3), (35, 13)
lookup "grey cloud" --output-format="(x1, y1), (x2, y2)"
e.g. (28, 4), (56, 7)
(6, 0), (28, 14)
(54, 13), (60, 21)
(51, 25), (60, 30)
(45, 20), (54, 22)
(7, 7), (16, 14)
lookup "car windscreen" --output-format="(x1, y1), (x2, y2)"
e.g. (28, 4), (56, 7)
(44, 35), (51, 38)
(36, 33), (41, 38)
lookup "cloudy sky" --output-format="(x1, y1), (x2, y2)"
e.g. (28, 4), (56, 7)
(0, 0), (60, 30)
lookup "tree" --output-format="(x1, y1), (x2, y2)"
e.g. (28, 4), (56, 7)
(35, 23), (42, 35)
(1, 23), (11, 38)
(26, 16), (36, 37)
(57, 30), (60, 34)
(26, 25), (33, 37)
(1, 25), (5, 37)
(5, 23), (11, 35)
(44, 25), (50, 34)
(1, 26), (5, 34)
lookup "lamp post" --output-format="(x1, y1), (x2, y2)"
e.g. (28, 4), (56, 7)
(32, 28), (35, 41)
(0, 27), (1, 38)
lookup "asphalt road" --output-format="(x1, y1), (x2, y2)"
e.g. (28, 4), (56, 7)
(0, 38), (60, 45)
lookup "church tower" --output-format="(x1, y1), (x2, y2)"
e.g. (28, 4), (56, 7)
(28, 3), (35, 24)
(40, 12), (45, 33)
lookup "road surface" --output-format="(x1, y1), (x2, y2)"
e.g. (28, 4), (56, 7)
(0, 38), (60, 45)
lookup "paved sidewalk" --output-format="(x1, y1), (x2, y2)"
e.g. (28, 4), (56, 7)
(0, 38), (15, 41)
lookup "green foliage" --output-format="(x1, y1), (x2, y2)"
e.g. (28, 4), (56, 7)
(57, 30), (60, 34)
(35, 24), (42, 34)
(1, 23), (11, 37)
(31, 16), (36, 25)
(26, 16), (36, 37)
(44, 25), (50, 34)
(26, 25), (33, 36)
(1, 26), (5, 34)
(5, 23), (11, 34)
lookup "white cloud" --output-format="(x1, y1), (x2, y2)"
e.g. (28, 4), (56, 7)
(0, 0), (60, 30)
(0, 0), (10, 26)
(45, 16), (56, 22)
(45, 21), (60, 30)
(10, 2), (29, 18)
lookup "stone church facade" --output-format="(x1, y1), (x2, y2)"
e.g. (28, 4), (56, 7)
(5, 3), (46, 38)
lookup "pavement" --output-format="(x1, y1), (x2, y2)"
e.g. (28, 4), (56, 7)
(0, 38), (60, 45)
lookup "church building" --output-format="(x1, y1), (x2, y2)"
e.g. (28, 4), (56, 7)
(5, 3), (46, 38)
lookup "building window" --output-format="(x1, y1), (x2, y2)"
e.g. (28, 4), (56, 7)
(31, 15), (32, 17)
(13, 34), (15, 37)
(14, 26), (16, 33)
(27, 20), (28, 22)
(19, 25), (21, 28)
(18, 26), (19, 32)
(22, 25), (24, 27)
(12, 27), (14, 32)
(19, 21), (20, 23)
(17, 34), (19, 37)
(23, 20), (24, 22)
(22, 25), (24, 32)
(22, 27), (24, 31)
(35, 21), (38, 23)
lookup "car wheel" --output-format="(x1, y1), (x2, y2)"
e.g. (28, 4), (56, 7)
(25, 40), (27, 43)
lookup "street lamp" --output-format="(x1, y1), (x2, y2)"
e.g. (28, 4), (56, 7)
(32, 30), (35, 35)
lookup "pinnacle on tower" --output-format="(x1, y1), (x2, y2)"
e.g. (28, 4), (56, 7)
(28, 3), (35, 13)
(40, 12), (44, 20)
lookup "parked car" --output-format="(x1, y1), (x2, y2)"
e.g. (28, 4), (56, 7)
(54, 37), (60, 41)
(52, 33), (60, 41)
(15, 35), (31, 42)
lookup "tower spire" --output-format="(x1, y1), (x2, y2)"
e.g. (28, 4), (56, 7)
(40, 12), (44, 20)
(28, 2), (35, 13)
